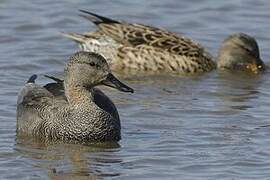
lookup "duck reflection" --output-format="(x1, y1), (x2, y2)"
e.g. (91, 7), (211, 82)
(216, 71), (263, 111)
(15, 136), (121, 179)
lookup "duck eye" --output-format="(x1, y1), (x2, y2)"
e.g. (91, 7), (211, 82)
(89, 62), (95, 67)
(96, 64), (101, 69)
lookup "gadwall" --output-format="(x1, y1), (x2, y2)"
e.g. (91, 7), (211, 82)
(217, 33), (265, 73)
(62, 10), (216, 75)
(62, 10), (265, 75)
(17, 51), (134, 143)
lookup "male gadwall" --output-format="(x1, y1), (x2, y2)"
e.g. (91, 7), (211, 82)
(17, 51), (134, 143)
(62, 10), (265, 75)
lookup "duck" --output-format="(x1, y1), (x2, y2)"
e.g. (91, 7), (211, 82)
(16, 51), (134, 143)
(62, 10), (265, 75)
(217, 33), (265, 73)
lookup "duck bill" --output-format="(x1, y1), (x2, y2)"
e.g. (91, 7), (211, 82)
(102, 73), (134, 93)
(246, 61), (265, 74)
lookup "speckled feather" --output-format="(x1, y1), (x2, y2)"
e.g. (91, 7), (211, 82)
(16, 52), (126, 143)
(62, 10), (216, 75)
(17, 80), (121, 143)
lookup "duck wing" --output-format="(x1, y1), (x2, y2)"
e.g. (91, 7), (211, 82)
(62, 11), (215, 73)
(78, 10), (205, 53)
(17, 75), (53, 107)
(17, 75), (54, 135)
(43, 75), (65, 98)
(92, 88), (119, 121)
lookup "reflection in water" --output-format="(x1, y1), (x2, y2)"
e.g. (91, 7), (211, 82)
(1, 0), (270, 179)
(216, 71), (262, 111)
(15, 136), (121, 179)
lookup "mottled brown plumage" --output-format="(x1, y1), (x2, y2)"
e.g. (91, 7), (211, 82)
(62, 10), (216, 75)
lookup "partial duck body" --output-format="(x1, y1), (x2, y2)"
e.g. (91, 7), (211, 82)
(63, 10), (216, 75)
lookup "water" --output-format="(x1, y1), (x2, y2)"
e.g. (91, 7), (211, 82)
(1, 0), (270, 179)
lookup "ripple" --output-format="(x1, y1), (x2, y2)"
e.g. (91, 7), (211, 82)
(1, 0), (270, 179)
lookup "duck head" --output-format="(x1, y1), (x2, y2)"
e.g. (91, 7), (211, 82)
(217, 33), (265, 74)
(64, 51), (134, 93)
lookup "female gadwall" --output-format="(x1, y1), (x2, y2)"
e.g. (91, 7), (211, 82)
(63, 10), (216, 75)
(217, 33), (265, 73)
(17, 51), (134, 143)
(63, 10), (265, 75)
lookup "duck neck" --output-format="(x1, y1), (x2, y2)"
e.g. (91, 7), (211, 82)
(64, 82), (94, 107)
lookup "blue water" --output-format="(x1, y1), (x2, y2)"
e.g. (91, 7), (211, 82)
(1, 0), (270, 179)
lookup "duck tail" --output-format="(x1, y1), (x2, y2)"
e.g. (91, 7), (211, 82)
(79, 10), (119, 25)
(60, 32), (86, 43)
(60, 32), (85, 43)
(27, 74), (37, 83)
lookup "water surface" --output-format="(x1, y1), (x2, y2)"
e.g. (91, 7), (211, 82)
(1, 0), (270, 179)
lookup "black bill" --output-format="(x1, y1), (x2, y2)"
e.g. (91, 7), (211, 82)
(102, 73), (134, 93)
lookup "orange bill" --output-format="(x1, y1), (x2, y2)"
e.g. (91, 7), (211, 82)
(246, 63), (259, 73)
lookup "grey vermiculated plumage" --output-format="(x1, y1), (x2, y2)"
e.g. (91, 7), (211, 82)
(17, 51), (133, 143)
(43, 75), (120, 120)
